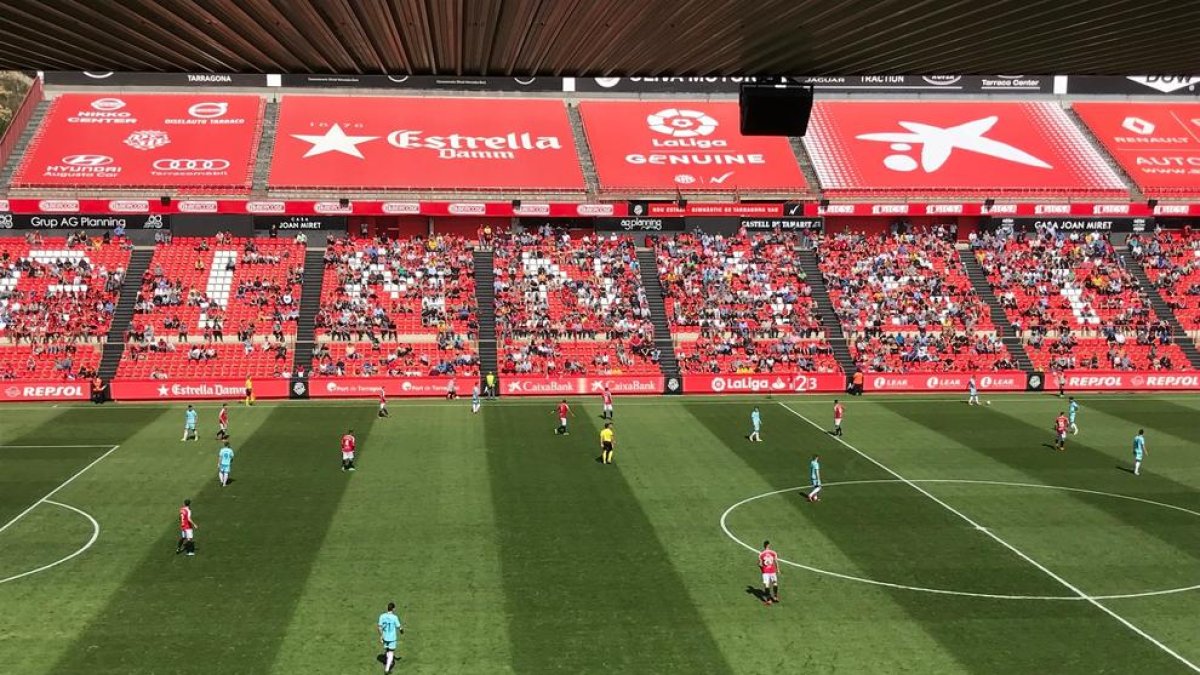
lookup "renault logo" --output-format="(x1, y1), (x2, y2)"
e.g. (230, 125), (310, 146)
(62, 154), (114, 166)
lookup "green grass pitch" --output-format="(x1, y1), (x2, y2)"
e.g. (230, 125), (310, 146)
(2, 393), (1200, 674)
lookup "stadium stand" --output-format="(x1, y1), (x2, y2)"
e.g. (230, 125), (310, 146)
(117, 235), (303, 378)
(972, 226), (1190, 371)
(313, 235), (477, 377)
(655, 230), (839, 374)
(493, 231), (659, 375)
(0, 233), (129, 380)
(816, 228), (1012, 373)
(1131, 227), (1200, 332)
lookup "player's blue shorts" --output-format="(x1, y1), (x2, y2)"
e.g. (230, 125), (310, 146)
(383, 640), (397, 650)
(186, 423), (196, 430)
(811, 479), (821, 487)
(219, 463), (231, 473)
(753, 423), (761, 431)
(1069, 413), (1076, 423)
(1134, 451), (1144, 461)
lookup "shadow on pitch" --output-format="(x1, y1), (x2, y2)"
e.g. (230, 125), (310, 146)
(1115, 465), (1136, 474)
(744, 585), (771, 603)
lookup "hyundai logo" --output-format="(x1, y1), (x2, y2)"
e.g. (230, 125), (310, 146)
(62, 154), (114, 166)
(152, 158), (231, 171)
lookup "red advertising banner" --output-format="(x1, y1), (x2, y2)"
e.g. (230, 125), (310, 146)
(803, 101), (1126, 196)
(864, 371), (1026, 393)
(270, 96), (585, 191)
(579, 100), (807, 193)
(112, 378), (290, 401)
(682, 373), (845, 394)
(502, 375), (664, 396)
(1063, 371), (1200, 391)
(12, 93), (263, 190)
(310, 377), (472, 398)
(1072, 103), (1200, 196)
(0, 381), (90, 402)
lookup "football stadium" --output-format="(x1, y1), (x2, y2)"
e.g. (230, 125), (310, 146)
(2, 1), (1200, 673)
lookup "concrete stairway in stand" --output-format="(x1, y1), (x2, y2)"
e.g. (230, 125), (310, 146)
(566, 102), (600, 194)
(290, 247), (327, 375)
(635, 249), (680, 379)
(0, 99), (50, 188)
(797, 249), (857, 374)
(251, 100), (279, 194)
(1124, 252), (1200, 369)
(97, 247), (155, 379)
(956, 247), (1033, 370)
(472, 247), (499, 385)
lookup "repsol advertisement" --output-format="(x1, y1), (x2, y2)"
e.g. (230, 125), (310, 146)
(741, 217), (824, 231)
(4, 213), (167, 229)
(593, 217), (685, 232)
(254, 215), (347, 231)
(991, 217), (1153, 233)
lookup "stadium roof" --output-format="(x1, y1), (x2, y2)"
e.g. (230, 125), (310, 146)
(0, 0), (1197, 77)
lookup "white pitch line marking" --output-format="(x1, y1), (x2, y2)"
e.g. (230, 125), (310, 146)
(721, 478), (1200, 601)
(777, 402), (1200, 673)
(0, 445), (119, 537)
(0, 500), (100, 585)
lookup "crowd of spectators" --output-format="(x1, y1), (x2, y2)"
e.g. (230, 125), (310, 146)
(312, 341), (478, 377)
(1132, 226), (1200, 331)
(494, 230), (657, 375)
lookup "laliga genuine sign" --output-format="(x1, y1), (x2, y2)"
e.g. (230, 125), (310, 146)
(578, 100), (808, 192)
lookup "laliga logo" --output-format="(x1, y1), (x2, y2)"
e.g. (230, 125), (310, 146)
(711, 377), (727, 392)
(187, 102), (229, 119)
(648, 108), (718, 138)
(90, 98), (125, 111)
(857, 116), (1051, 173)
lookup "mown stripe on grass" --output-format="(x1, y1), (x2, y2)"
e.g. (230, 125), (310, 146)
(1081, 398), (1200, 445)
(686, 402), (1185, 674)
(485, 401), (732, 674)
(881, 400), (1200, 565)
(51, 404), (380, 674)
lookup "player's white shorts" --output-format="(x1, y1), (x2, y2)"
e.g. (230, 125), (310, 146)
(472, 402), (481, 412)
(762, 572), (777, 585)
(181, 528), (194, 539)
(342, 451), (355, 461)
(604, 403), (613, 413)
(1057, 432), (1066, 441)
(219, 423), (228, 431)
(380, 402), (387, 410)
(559, 416), (567, 426)
(834, 418), (842, 427)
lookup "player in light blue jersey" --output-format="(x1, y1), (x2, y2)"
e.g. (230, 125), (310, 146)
(748, 407), (762, 442)
(1132, 429), (1147, 476)
(967, 375), (979, 406)
(377, 601), (403, 673)
(217, 441), (234, 487)
(1068, 397), (1079, 435)
(471, 383), (481, 414)
(182, 405), (199, 442)
(807, 455), (822, 502)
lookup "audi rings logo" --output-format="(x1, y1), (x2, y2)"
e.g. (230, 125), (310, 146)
(62, 154), (114, 166)
(152, 158), (231, 172)
(90, 97), (125, 111)
(187, 102), (228, 119)
(647, 108), (718, 138)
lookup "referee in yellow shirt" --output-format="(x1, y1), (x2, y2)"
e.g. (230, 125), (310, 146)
(599, 422), (615, 465)
(244, 376), (254, 406)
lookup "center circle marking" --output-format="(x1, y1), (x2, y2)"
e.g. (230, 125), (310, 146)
(720, 479), (1200, 601)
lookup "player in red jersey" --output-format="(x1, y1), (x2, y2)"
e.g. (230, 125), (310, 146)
(832, 400), (845, 437)
(759, 540), (780, 604)
(216, 403), (230, 440)
(341, 429), (358, 471)
(601, 386), (614, 420)
(378, 388), (390, 419)
(176, 498), (197, 556)
(1054, 412), (1069, 451)
(554, 400), (575, 435)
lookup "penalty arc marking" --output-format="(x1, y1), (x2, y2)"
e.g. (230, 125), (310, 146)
(0, 500), (100, 585)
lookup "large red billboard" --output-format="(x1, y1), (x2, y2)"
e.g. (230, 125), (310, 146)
(579, 101), (807, 193)
(864, 372), (1026, 393)
(1072, 103), (1200, 196)
(1063, 371), (1200, 391)
(311, 377), (471, 398)
(0, 381), (90, 402)
(269, 96), (585, 191)
(502, 376), (663, 396)
(12, 94), (263, 190)
(112, 378), (290, 401)
(802, 101), (1126, 196)
(682, 373), (844, 394)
